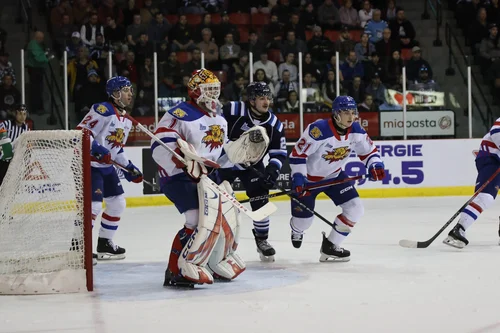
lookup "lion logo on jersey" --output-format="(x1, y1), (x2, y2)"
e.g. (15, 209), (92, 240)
(106, 128), (125, 148)
(322, 146), (350, 163)
(202, 125), (224, 152)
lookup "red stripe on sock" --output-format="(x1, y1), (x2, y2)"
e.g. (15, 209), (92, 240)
(102, 213), (120, 222)
(337, 214), (355, 228)
(92, 214), (97, 220)
(469, 202), (483, 213)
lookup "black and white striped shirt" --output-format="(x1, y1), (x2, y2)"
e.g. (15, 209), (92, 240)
(0, 120), (30, 160)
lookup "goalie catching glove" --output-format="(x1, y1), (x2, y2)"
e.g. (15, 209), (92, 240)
(172, 138), (208, 182)
(224, 126), (270, 167)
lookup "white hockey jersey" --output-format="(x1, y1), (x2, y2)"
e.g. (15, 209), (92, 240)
(76, 101), (131, 168)
(477, 118), (500, 161)
(290, 118), (381, 181)
(151, 101), (228, 179)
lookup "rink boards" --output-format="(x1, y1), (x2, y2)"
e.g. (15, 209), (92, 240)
(121, 139), (482, 207)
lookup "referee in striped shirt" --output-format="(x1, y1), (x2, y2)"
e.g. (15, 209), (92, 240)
(0, 104), (30, 185)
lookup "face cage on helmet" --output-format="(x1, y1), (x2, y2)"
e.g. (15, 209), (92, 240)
(197, 82), (221, 112)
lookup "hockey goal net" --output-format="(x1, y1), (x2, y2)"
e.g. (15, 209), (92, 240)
(0, 130), (92, 294)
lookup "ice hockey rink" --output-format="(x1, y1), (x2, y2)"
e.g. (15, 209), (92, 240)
(2, 196), (500, 333)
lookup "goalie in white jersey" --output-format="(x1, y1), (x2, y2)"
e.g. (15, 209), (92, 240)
(289, 96), (386, 262)
(151, 69), (249, 288)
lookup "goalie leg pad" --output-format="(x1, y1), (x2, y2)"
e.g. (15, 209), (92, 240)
(177, 180), (225, 285)
(223, 126), (270, 166)
(207, 181), (246, 280)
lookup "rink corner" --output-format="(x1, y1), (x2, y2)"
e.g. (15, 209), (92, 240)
(124, 186), (474, 207)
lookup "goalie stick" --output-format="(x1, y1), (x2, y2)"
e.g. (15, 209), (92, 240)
(126, 115), (277, 221)
(399, 167), (500, 249)
(240, 174), (369, 204)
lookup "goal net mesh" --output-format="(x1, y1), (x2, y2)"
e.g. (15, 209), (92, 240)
(0, 130), (91, 294)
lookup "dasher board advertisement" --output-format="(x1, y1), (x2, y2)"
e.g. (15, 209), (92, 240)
(380, 110), (455, 137)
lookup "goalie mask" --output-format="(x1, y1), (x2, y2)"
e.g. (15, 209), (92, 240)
(188, 68), (222, 114)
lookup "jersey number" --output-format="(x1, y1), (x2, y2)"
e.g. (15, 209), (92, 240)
(296, 138), (311, 154)
(81, 115), (98, 129)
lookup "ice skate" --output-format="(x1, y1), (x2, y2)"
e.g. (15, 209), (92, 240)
(291, 231), (303, 249)
(319, 232), (350, 262)
(252, 229), (276, 262)
(96, 237), (126, 260)
(163, 269), (195, 288)
(443, 224), (469, 249)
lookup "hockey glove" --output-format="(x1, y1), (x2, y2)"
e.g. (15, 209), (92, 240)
(91, 140), (111, 164)
(259, 164), (280, 190)
(368, 162), (386, 181)
(292, 173), (307, 194)
(123, 161), (143, 183)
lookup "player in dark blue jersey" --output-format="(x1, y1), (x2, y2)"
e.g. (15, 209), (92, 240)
(218, 82), (287, 261)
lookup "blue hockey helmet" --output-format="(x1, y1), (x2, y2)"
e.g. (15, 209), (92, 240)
(332, 95), (358, 115)
(246, 82), (272, 101)
(106, 76), (132, 97)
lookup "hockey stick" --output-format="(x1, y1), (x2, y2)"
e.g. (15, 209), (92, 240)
(399, 167), (500, 249)
(240, 174), (369, 203)
(109, 159), (160, 192)
(125, 115), (221, 169)
(249, 166), (336, 227)
(125, 115), (277, 221)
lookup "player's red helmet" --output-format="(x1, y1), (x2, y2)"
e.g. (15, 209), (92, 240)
(188, 68), (222, 113)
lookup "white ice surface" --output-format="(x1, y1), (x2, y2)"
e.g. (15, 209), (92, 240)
(2, 197), (500, 333)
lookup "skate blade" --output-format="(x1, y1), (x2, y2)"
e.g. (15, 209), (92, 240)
(319, 253), (350, 262)
(97, 253), (126, 260)
(442, 237), (465, 249)
(258, 252), (275, 262)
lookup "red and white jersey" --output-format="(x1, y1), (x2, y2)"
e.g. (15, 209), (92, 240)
(76, 101), (132, 168)
(289, 118), (381, 182)
(477, 118), (500, 160)
(151, 101), (228, 179)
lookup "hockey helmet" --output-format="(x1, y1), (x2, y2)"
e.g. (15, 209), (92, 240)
(187, 68), (222, 113)
(246, 82), (272, 101)
(332, 95), (358, 127)
(106, 76), (132, 97)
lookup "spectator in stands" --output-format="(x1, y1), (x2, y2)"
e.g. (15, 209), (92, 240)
(479, 24), (500, 74)
(274, 69), (298, 107)
(73, 0), (94, 27)
(340, 0), (361, 28)
(197, 28), (219, 68)
(278, 52), (298, 81)
(161, 51), (182, 82)
(148, 12), (171, 43)
(216, 12), (240, 45)
(335, 26), (357, 62)
(81, 12), (105, 47)
(118, 51), (138, 83)
(232, 52), (250, 84)
(469, 8), (490, 54)
(340, 50), (365, 82)
(0, 51), (15, 86)
(318, 0), (341, 30)
(302, 73), (322, 102)
(284, 13), (307, 41)
(169, 15), (195, 52)
(458, 0), (483, 31)
(488, 0), (500, 24)
(354, 32), (376, 62)
(26, 31), (49, 114)
(202, 0), (225, 14)
(359, 0), (373, 28)
(196, 13), (216, 42)
(283, 90), (300, 113)
(301, 2), (318, 31)
(219, 32), (241, 71)
(281, 30), (308, 59)
(68, 46), (98, 97)
(345, 75), (365, 102)
(223, 73), (245, 101)
(303, 52), (323, 82)
(263, 15), (284, 47)
(0, 74), (20, 118)
(364, 9), (388, 44)
(389, 8), (417, 49)
(180, 48), (202, 77)
(126, 13), (146, 48)
(408, 66), (440, 91)
(104, 16), (126, 46)
(98, 0), (124, 26)
(365, 72), (386, 105)
(375, 27), (400, 64)
(251, 0), (274, 14)
(159, 75), (180, 97)
(253, 52), (279, 84)
(50, 0), (74, 32)
(363, 51), (384, 82)
(140, 0), (160, 25)
(325, 53), (345, 82)
(74, 69), (106, 121)
(254, 68), (276, 97)
(66, 32), (84, 59)
(178, 0), (207, 15)
(406, 46), (433, 81)
(89, 33), (110, 70)
(385, 49), (403, 86)
(272, 0), (294, 25)
(384, 0), (397, 21)
(53, 14), (77, 57)
(308, 26), (334, 66)
(248, 30), (265, 59)
(133, 33), (154, 68)
(358, 93), (379, 111)
(322, 69), (340, 104)
(138, 57), (154, 107)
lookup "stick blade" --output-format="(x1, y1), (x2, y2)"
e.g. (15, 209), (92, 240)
(399, 239), (419, 248)
(246, 202), (278, 221)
